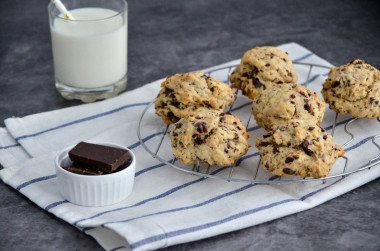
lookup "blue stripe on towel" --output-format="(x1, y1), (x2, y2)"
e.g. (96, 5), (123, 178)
(16, 174), (56, 191)
(13, 102), (150, 142)
(45, 200), (69, 211)
(0, 143), (21, 150)
(130, 177), (343, 249)
(73, 165), (231, 226)
(293, 52), (313, 63)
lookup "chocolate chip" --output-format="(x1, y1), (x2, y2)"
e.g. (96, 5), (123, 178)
(227, 141), (231, 149)
(259, 142), (271, 147)
(304, 103), (313, 114)
(194, 135), (204, 145)
(323, 134), (328, 140)
(252, 77), (265, 89)
(234, 133), (239, 140)
(290, 101), (295, 104)
(224, 148), (228, 153)
(370, 97), (375, 103)
(276, 81), (283, 85)
(273, 147), (279, 154)
(263, 134), (272, 138)
(287, 72), (293, 77)
(265, 163), (269, 169)
(237, 126), (241, 130)
(331, 81), (340, 88)
(163, 88), (173, 96)
(301, 140), (313, 156)
(283, 168), (296, 175)
(265, 63), (271, 67)
(283, 58), (287, 62)
(195, 122), (207, 133)
(233, 121), (237, 125)
(172, 132), (178, 137)
(320, 127), (326, 132)
(299, 91), (307, 97)
(175, 123), (183, 129)
(285, 157), (294, 163)
(203, 101), (213, 108)
(171, 101), (180, 107)
(167, 112), (175, 119)
(210, 86), (215, 92)
(290, 94), (296, 99)
(308, 126), (315, 131)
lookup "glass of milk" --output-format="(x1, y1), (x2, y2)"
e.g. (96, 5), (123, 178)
(48, 0), (128, 103)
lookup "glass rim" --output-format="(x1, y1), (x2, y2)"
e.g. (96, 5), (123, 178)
(48, 0), (127, 22)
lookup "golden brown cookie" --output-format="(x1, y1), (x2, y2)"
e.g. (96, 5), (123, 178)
(252, 84), (326, 131)
(170, 110), (250, 166)
(155, 72), (236, 124)
(230, 46), (298, 99)
(255, 120), (345, 178)
(322, 59), (380, 118)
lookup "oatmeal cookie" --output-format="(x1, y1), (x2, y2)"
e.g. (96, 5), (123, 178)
(230, 46), (298, 99)
(252, 84), (326, 131)
(155, 72), (236, 124)
(170, 110), (250, 166)
(321, 59), (380, 118)
(255, 120), (345, 178)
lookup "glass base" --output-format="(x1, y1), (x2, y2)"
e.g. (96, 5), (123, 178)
(55, 75), (127, 103)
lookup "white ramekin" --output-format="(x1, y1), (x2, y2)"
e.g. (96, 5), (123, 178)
(55, 142), (135, 207)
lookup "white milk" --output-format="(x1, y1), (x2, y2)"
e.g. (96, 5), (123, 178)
(51, 8), (127, 89)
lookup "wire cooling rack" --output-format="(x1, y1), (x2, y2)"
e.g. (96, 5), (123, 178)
(137, 62), (380, 184)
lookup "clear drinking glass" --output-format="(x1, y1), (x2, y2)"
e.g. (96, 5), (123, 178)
(48, 0), (128, 103)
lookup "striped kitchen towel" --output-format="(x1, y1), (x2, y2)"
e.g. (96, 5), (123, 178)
(1, 43), (379, 251)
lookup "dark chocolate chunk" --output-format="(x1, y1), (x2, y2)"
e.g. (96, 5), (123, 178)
(300, 140), (313, 156)
(290, 94), (295, 99)
(194, 135), (204, 145)
(195, 122), (207, 133)
(252, 77), (264, 89)
(283, 168), (296, 175)
(273, 147), (279, 154)
(171, 101), (180, 107)
(67, 162), (104, 175)
(285, 157), (295, 163)
(308, 126), (315, 131)
(323, 134), (328, 140)
(203, 101), (213, 108)
(68, 142), (132, 173)
(331, 81), (340, 88)
(263, 134), (272, 138)
(175, 123), (183, 129)
(163, 88), (173, 96)
(259, 141), (271, 147)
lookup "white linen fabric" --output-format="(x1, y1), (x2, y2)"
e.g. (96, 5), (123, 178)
(1, 43), (379, 251)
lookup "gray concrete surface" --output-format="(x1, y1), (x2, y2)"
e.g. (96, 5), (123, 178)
(0, 0), (379, 250)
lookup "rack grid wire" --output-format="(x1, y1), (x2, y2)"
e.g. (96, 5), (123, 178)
(137, 62), (380, 184)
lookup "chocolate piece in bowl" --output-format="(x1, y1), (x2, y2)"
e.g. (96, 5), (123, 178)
(68, 142), (132, 173)
(66, 162), (104, 175)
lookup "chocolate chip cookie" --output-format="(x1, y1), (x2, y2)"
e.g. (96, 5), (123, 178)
(155, 72), (236, 124)
(230, 46), (298, 99)
(255, 120), (345, 178)
(322, 59), (380, 118)
(170, 110), (250, 166)
(252, 84), (326, 131)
